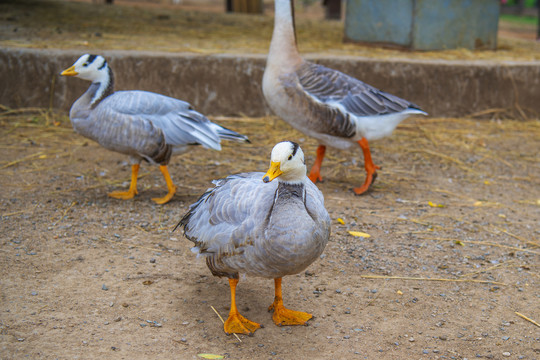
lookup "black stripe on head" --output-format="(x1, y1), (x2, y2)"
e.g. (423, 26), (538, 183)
(98, 58), (107, 70)
(290, 141), (299, 157)
(85, 54), (97, 66)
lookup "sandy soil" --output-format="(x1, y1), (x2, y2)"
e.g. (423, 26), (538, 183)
(1, 111), (539, 359)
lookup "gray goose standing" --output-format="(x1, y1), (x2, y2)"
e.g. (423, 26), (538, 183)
(176, 141), (331, 335)
(61, 54), (249, 204)
(262, 0), (427, 194)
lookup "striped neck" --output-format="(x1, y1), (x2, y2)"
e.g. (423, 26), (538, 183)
(90, 66), (114, 107)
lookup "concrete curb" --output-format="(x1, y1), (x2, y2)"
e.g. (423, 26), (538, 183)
(1, 47), (539, 118)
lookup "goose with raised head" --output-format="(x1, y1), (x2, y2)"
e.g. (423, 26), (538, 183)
(176, 141), (331, 335)
(262, 0), (427, 194)
(61, 54), (249, 204)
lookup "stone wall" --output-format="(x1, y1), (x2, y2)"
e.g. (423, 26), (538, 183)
(1, 47), (539, 118)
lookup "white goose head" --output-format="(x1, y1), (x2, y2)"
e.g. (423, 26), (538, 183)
(61, 54), (113, 106)
(61, 54), (109, 83)
(263, 141), (306, 184)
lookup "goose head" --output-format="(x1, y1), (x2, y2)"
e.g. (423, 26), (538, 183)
(263, 141), (306, 184)
(61, 54), (109, 84)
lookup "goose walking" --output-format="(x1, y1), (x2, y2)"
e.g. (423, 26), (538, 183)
(177, 141), (330, 335)
(61, 54), (249, 204)
(262, 0), (427, 194)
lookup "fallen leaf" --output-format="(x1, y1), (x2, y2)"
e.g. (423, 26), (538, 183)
(198, 354), (224, 359)
(348, 231), (370, 238)
(484, 180), (491, 185)
(396, 290), (403, 295)
(337, 218), (345, 225)
(38, 155), (47, 159)
(454, 240), (464, 246)
(142, 280), (153, 285)
(428, 201), (444, 208)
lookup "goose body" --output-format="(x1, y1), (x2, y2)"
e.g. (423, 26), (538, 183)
(61, 54), (249, 204)
(178, 141), (331, 335)
(263, 0), (426, 194)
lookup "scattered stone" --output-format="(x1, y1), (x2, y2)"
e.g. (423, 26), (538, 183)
(439, 335), (448, 341)
(114, 316), (122, 322)
(149, 258), (156, 263)
(30, 291), (37, 296)
(502, 352), (511, 357)
(102, 284), (108, 291)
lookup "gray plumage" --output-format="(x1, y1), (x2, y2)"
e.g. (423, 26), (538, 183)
(177, 142), (331, 279)
(64, 54), (249, 166)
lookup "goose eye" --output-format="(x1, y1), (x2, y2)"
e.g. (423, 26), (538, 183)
(288, 155), (292, 161)
(82, 62), (89, 67)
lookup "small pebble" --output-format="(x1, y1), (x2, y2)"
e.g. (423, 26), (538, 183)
(343, 335), (350, 339)
(258, 344), (264, 347)
(409, 337), (415, 342)
(150, 258), (156, 263)
(502, 336), (510, 341)
(102, 284), (108, 291)
(502, 352), (511, 357)
(30, 291), (37, 296)
(17, 338), (25, 342)
(423, 350), (429, 354)
(439, 335), (447, 341)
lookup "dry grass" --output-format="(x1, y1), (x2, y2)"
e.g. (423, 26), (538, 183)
(2, 0), (540, 61)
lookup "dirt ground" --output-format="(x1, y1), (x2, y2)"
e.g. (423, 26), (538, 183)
(0, 110), (539, 359)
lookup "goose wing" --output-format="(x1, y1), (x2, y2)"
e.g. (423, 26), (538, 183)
(98, 90), (222, 150)
(178, 172), (278, 256)
(297, 62), (421, 118)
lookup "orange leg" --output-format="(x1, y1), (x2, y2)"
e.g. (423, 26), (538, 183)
(308, 145), (326, 183)
(152, 165), (177, 205)
(353, 138), (380, 195)
(108, 164), (139, 200)
(268, 278), (312, 326)
(223, 278), (261, 335)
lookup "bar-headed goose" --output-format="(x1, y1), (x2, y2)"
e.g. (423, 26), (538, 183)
(176, 141), (330, 335)
(61, 54), (249, 204)
(262, 0), (427, 195)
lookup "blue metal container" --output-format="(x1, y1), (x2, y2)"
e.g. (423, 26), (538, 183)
(344, 0), (500, 50)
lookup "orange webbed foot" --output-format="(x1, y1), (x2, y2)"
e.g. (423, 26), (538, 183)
(353, 170), (378, 195)
(151, 184), (177, 205)
(224, 312), (261, 335)
(268, 300), (312, 326)
(108, 188), (137, 200)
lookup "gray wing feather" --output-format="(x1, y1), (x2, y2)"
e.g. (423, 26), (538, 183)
(179, 172), (277, 255)
(101, 90), (222, 150)
(297, 62), (421, 117)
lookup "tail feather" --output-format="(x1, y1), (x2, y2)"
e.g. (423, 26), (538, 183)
(210, 123), (250, 143)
